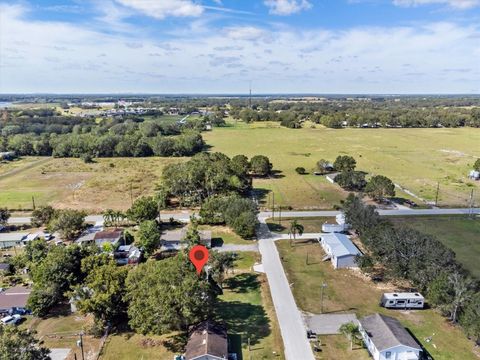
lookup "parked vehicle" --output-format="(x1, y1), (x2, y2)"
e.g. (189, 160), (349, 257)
(380, 292), (424, 309)
(1, 314), (22, 326)
(43, 233), (53, 241)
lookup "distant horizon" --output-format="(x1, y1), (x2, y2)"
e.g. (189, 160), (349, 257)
(1, 93), (480, 97)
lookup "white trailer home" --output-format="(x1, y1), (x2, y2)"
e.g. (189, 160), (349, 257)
(319, 233), (362, 269)
(359, 313), (422, 360)
(380, 293), (424, 309)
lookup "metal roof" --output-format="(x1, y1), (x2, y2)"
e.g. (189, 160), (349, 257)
(320, 233), (361, 257)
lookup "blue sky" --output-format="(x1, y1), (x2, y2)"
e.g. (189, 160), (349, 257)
(1, 0), (479, 93)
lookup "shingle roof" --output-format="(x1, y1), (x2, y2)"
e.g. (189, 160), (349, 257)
(360, 313), (421, 351)
(185, 320), (228, 360)
(93, 230), (123, 241)
(0, 286), (31, 310)
(321, 233), (361, 257)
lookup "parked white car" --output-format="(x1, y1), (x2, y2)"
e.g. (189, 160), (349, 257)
(1, 314), (21, 326)
(43, 233), (53, 241)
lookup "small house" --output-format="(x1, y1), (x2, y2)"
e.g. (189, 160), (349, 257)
(0, 233), (38, 249)
(185, 320), (228, 360)
(359, 313), (422, 360)
(161, 229), (212, 251)
(93, 229), (124, 248)
(0, 286), (31, 314)
(319, 233), (362, 269)
(380, 293), (424, 309)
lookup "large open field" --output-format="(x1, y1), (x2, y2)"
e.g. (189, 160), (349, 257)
(390, 216), (480, 278)
(0, 157), (184, 211)
(204, 121), (480, 209)
(276, 239), (479, 360)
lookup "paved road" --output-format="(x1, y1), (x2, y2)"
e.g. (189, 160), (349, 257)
(8, 207), (479, 225)
(257, 218), (315, 360)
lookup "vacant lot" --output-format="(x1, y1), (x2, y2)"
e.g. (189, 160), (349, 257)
(204, 122), (480, 209)
(390, 216), (480, 278)
(276, 239), (478, 360)
(266, 217), (330, 234)
(0, 157), (184, 211)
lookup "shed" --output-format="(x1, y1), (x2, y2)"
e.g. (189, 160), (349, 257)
(185, 320), (228, 360)
(319, 233), (361, 269)
(359, 313), (422, 360)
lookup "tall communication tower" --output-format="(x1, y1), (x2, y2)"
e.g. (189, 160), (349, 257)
(249, 81), (252, 109)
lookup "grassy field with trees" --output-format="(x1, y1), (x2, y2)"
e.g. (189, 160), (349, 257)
(204, 121), (480, 208)
(389, 216), (480, 279)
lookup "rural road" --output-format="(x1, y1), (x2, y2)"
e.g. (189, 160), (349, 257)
(8, 207), (480, 225)
(256, 218), (315, 360)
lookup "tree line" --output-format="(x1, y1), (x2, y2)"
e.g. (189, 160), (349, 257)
(343, 194), (480, 342)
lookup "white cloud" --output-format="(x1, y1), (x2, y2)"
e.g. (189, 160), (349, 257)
(1, 3), (479, 94)
(225, 26), (266, 40)
(115, 0), (204, 19)
(264, 0), (312, 15)
(393, 0), (480, 9)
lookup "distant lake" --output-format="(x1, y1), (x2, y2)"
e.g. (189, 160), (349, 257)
(0, 102), (12, 108)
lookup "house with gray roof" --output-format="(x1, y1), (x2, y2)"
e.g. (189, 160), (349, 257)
(184, 320), (228, 360)
(161, 228), (212, 251)
(319, 233), (362, 269)
(359, 313), (422, 360)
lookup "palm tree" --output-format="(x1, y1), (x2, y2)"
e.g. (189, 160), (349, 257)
(339, 322), (361, 350)
(289, 220), (304, 246)
(103, 209), (115, 227)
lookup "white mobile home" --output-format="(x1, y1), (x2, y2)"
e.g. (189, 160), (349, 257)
(319, 233), (362, 269)
(359, 313), (422, 360)
(380, 293), (424, 309)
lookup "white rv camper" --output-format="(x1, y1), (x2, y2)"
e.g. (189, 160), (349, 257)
(380, 292), (424, 309)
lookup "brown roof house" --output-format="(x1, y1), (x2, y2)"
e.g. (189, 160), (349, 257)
(0, 286), (31, 313)
(359, 313), (422, 360)
(93, 229), (124, 248)
(185, 321), (228, 360)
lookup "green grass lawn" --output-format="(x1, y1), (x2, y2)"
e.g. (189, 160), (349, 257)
(216, 252), (284, 359)
(389, 216), (480, 278)
(204, 121), (480, 209)
(0, 157), (184, 211)
(199, 225), (256, 245)
(266, 217), (331, 234)
(276, 239), (478, 360)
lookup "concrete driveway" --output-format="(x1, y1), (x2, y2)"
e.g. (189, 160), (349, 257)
(305, 313), (358, 335)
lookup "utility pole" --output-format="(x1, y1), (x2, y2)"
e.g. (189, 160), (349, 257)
(278, 206), (282, 225)
(77, 332), (85, 360)
(434, 182), (440, 207)
(32, 196), (36, 210)
(320, 283), (327, 313)
(272, 192), (275, 221)
(248, 81), (252, 109)
(130, 182), (133, 206)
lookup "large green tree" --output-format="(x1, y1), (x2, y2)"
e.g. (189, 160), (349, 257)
(474, 158), (480, 172)
(365, 175), (395, 200)
(250, 155), (272, 177)
(125, 256), (216, 334)
(73, 257), (128, 327)
(137, 220), (161, 256)
(333, 155), (356, 172)
(0, 327), (50, 360)
(126, 196), (158, 223)
(31, 205), (56, 227)
(48, 209), (86, 240)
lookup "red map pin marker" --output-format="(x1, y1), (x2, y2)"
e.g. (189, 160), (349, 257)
(189, 245), (209, 275)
